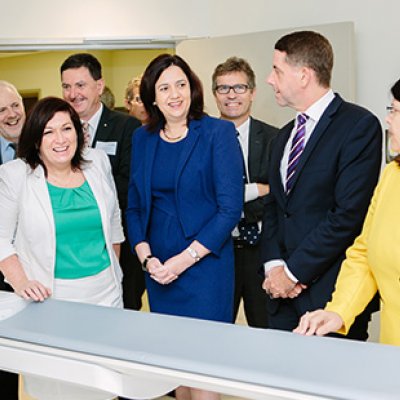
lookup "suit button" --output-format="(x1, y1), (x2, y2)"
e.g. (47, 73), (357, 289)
(284, 212), (290, 218)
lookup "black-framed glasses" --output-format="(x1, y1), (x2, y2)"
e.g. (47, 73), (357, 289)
(133, 96), (143, 104)
(215, 84), (249, 94)
(386, 105), (400, 115)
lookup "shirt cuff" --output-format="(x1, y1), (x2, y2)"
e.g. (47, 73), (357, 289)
(263, 259), (299, 283)
(245, 183), (259, 203)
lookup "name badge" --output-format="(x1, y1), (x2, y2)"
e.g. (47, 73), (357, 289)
(95, 141), (117, 156)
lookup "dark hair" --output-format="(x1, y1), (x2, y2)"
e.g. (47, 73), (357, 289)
(212, 56), (256, 92)
(140, 54), (205, 131)
(391, 79), (400, 103)
(18, 97), (85, 176)
(275, 31), (333, 88)
(390, 80), (400, 166)
(60, 53), (102, 80)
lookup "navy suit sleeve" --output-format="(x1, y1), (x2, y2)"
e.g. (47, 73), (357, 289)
(260, 191), (281, 261)
(244, 122), (278, 223)
(260, 133), (282, 262)
(126, 128), (146, 252)
(289, 113), (382, 283)
(114, 117), (141, 211)
(195, 122), (244, 254)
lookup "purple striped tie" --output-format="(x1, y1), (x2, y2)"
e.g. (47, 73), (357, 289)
(286, 113), (308, 193)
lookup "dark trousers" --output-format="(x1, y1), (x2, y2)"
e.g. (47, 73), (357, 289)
(266, 293), (380, 341)
(233, 242), (268, 328)
(0, 274), (19, 400)
(119, 240), (146, 310)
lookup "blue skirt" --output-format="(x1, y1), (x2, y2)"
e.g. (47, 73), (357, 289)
(147, 206), (234, 322)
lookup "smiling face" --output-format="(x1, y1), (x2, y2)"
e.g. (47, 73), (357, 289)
(386, 99), (400, 153)
(214, 71), (255, 127)
(39, 111), (77, 171)
(0, 85), (25, 143)
(61, 67), (104, 120)
(266, 50), (304, 110)
(154, 65), (191, 125)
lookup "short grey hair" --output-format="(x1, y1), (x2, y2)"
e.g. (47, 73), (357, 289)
(0, 80), (22, 101)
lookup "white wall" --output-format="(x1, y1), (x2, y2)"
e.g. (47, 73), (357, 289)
(0, 0), (400, 121)
(0, 0), (211, 38)
(208, 0), (398, 126)
(178, 22), (356, 128)
(1, 0), (398, 124)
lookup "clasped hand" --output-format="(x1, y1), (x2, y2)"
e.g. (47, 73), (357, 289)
(147, 252), (193, 285)
(262, 265), (307, 299)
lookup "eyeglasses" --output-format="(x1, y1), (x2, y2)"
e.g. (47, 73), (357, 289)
(387, 105), (400, 115)
(132, 96), (143, 104)
(215, 84), (250, 94)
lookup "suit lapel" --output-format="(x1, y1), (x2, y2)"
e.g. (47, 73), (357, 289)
(30, 167), (55, 229)
(84, 164), (109, 238)
(144, 130), (160, 208)
(174, 119), (201, 188)
(93, 105), (111, 145)
(248, 118), (262, 181)
(272, 123), (292, 205)
(287, 95), (342, 194)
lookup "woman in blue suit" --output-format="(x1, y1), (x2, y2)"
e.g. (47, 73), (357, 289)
(126, 54), (243, 399)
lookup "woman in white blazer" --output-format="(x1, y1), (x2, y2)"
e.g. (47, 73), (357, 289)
(0, 97), (124, 400)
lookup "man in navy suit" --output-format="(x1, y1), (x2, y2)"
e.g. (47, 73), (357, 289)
(60, 54), (143, 311)
(212, 57), (278, 328)
(0, 80), (25, 399)
(261, 31), (381, 339)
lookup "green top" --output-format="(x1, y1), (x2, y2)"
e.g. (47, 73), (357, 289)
(47, 180), (111, 279)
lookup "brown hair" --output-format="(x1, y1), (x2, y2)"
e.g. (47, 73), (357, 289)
(18, 97), (85, 176)
(275, 31), (333, 88)
(125, 75), (142, 102)
(60, 53), (102, 80)
(212, 56), (256, 92)
(140, 54), (205, 131)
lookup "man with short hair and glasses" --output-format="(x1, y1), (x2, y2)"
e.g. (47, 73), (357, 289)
(212, 56), (278, 328)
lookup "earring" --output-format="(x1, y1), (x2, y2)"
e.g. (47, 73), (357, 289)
(152, 101), (157, 106)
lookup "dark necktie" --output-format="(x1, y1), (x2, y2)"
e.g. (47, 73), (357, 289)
(9, 142), (17, 160)
(286, 113), (308, 193)
(236, 131), (260, 246)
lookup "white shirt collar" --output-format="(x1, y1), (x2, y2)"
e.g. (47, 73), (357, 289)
(87, 102), (103, 133)
(301, 89), (335, 123)
(236, 117), (251, 139)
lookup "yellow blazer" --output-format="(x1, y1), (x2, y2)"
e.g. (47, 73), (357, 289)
(326, 161), (400, 346)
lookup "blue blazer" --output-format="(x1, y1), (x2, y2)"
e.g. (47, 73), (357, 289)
(126, 115), (244, 256)
(261, 94), (382, 312)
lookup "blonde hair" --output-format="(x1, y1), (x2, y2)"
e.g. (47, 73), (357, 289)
(125, 74), (143, 102)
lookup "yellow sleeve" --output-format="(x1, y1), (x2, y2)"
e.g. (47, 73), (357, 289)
(324, 164), (397, 334)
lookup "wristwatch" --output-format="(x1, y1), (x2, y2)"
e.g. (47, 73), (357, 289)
(141, 254), (153, 272)
(187, 246), (200, 263)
